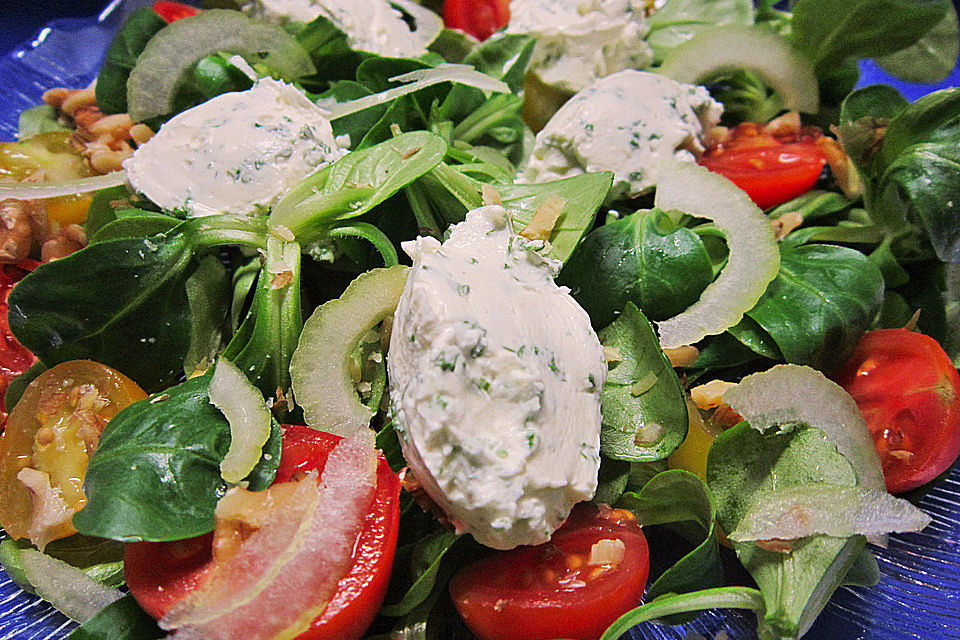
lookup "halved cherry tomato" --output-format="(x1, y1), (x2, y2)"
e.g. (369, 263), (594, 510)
(443, 0), (510, 41)
(0, 360), (146, 548)
(0, 260), (39, 424)
(125, 425), (401, 640)
(698, 122), (826, 210)
(449, 504), (649, 640)
(152, 1), (200, 23)
(835, 328), (960, 493)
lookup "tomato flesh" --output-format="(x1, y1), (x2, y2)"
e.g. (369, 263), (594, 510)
(0, 260), (38, 424)
(698, 122), (826, 210)
(449, 504), (649, 640)
(125, 425), (400, 640)
(443, 0), (510, 41)
(152, 1), (200, 23)
(835, 328), (960, 493)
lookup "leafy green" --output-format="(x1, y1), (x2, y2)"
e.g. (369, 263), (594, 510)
(184, 256), (229, 375)
(8, 234), (198, 391)
(745, 244), (884, 372)
(789, 0), (951, 73)
(461, 34), (535, 94)
(559, 209), (713, 327)
(875, 5), (960, 82)
(95, 7), (168, 114)
(73, 375), (281, 542)
(380, 530), (462, 617)
(82, 186), (136, 238)
(597, 303), (688, 462)
(646, 0), (754, 64)
(707, 422), (864, 638)
(66, 594), (164, 640)
(617, 470), (723, 613)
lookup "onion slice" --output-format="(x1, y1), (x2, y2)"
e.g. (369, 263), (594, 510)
(653, 161), (780, 349)
(19, 549), (122, 623)
(723, 364), (886, 494)
(390, 0), (444, 50)
(0, 172), (126, 200)
(728, 483), (932, 542)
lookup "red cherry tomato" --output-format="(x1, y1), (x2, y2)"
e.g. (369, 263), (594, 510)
(698, 123), (826, 210)
(449, 504), (649, 640)
(125, 425), (401, 640)
(0, 260), (39, 424)
(835, 328), (960, 493)
(443, 0), (510, 41)
(152, 1), (200, 23)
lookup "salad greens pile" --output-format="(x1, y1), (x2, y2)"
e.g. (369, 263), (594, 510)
(0, 0), (958, 639)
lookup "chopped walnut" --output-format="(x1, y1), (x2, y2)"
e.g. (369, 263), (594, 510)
(41, 224), (87, 262)
(763, 111), (802, 138)
(771, 210), (805, 241)
(0, 199), (47, 264)
(690, 380), (744, 430)
(817, 136), (864, 200)
(664, 345), (699, 368)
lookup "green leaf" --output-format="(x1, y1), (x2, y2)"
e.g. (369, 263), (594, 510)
(74, 375), (280, 542)
(746, 244), (884, 372)
(270, 131), (448, 243)
(559, 208), (713, 327)
(380, 530), (462, 617)
(82, 186), (133, 238)
(592, 456), (632, 505)
(428, 27), (479, 63)
(706, 423), (864, 638)
(617, 470), (723, 615)
(95, 7), (168, 114)
(462, 33), (535, 93)
(184, 256), (229, 375)
(790, 0), (951, 73)
(597, 303), (688, 462)
(89, 211), (179, 243)
(8, 234), (198, 391)
(876, 6), (959, 83)
(645, 0), (754, 64)
(498, 171), (613, 263)
(17, 105), (70, 138)
(66, 594), (164, 640)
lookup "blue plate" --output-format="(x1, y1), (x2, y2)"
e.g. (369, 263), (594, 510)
(1, 3), (960, 638)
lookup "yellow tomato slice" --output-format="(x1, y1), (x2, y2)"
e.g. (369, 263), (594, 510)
(0, 360), (145, 549)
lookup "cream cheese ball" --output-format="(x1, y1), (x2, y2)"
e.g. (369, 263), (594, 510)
(241, 0), (428, 57)
(505, 0), (654, 95)
(388, 205), (606, 549)
(124, 78), (343, 217)
(523, 70), (723, 202)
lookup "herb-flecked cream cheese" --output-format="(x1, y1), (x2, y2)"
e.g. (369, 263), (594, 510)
(388, 206), (605, 550)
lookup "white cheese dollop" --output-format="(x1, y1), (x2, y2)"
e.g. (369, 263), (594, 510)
(506, 0), (653, 94)
(241, 0), (426, 58)
(388, 206), (606, 550)
(124, 78), (343, 217)
(523, 70), (723, 202)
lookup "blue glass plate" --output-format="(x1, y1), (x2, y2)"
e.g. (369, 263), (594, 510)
(1, 3), (960, 638)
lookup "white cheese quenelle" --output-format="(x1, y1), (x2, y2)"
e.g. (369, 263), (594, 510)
(506, 0), (653, 95)
(124, 78), (344, 217)
(523, 70), (723, 202)
(388, 205), (606, 550)
(241, 0), (428, 58)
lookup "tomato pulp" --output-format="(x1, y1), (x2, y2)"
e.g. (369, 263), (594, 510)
(450, 504), (649, 640)
(443, 0), (510, 41)
(125, 425), (401, 640)
(836, 328), (960, 493)
(0, 260), (38, 424)
(698, 122), (826, 210)
(152, 1), (200, 23)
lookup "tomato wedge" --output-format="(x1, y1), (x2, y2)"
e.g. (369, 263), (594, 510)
(443, 0), (510, 41)
(125, 425), (400, 640)
(152, 1), (200, 23)
(0, 260), (38, 424)
(449, 504), (649, 640)
(698, 123), (826, 210)
(835, 328), (960, 493)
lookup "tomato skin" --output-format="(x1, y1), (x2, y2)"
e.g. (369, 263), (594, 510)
(698, 123), (826, 210)
(835, 328), (960, 493)
(0, 260), (39, 424)
(443, 0), (510, 41)
(449, 504), (649, 640)
(125, 425), (400, 640)
(152, 1), (200, 23)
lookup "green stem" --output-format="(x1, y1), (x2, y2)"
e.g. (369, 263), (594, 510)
(403, 181), (442, 238)
(187, 214), (269, 250)
(328, 222), (399, 266)
(599, 587), (767, 640)
(428, 162), (483, 210)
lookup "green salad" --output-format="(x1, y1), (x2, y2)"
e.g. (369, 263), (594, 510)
(0, 1), (958, 639)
